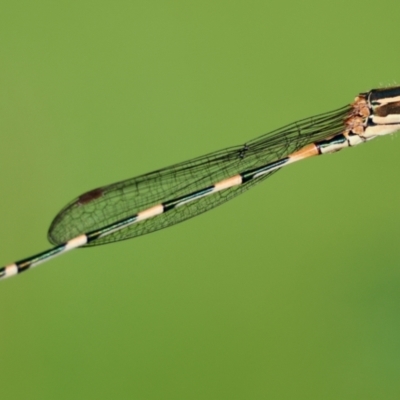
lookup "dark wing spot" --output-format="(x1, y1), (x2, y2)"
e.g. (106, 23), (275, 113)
(77, 188), (104, 205)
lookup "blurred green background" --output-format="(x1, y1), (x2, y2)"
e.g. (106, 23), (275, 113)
(1, 1), (400, 399)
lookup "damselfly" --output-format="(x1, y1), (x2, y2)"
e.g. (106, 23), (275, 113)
(2, 86), (400, 280)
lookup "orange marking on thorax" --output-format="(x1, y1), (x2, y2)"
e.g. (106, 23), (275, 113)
(351, 96), (370, 118)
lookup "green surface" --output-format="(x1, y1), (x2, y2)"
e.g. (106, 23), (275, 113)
(1, 1), (400, 399)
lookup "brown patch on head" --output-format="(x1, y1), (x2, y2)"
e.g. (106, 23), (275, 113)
(374, 101), (400, 117)
(77, 188), (104, 205)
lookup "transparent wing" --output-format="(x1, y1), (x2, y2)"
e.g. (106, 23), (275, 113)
(48, 105), (350, 246)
